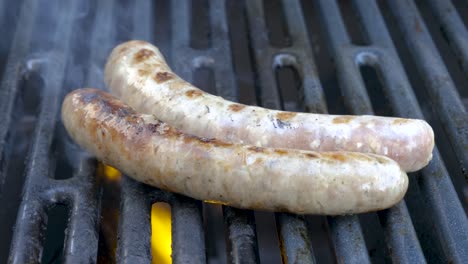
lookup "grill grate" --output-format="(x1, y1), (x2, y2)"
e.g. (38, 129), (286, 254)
(0, 0), (466, 263)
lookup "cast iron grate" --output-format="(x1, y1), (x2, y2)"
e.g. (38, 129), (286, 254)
(0, 0), (466, 263)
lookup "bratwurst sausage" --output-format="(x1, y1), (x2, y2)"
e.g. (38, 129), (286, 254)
(104, 40), (434, 172)
(62, 88), (408, 215)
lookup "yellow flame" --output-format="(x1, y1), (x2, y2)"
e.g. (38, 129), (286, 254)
(203, 200), (230, 206)
(151, 202), (172, 264)
(97, 163), (122, 182)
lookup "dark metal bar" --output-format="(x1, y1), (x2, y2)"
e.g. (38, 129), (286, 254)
(110, 1), (166, 263)
(8, 200), (47, 263)
(328, 216), (370, 263)
(320, 0), (467, 262)
(0, 0), (37, 193)
(171, 1), (261, 263)
(280, 0), (326, 113)
(427, 0), (468, 77)
(378, 202), (426, 264)
(117, 177), (153, 264)
(387, 0), (467, 181)
(8, 1), (102, 263)
(351, 1), (428, 263)
(85, 0), (116, 88)
(245, 0), (323, 262)
(313, 1), (380, 263)
(245, 0), (282, 109)
(61, 158), (100, 264)
(357, 0), (468, 262)
(317, 0), (431, 262)
(171, 195), (206, 263)
(318, 0), (463, 262)
(223, 207), (260, 264)
(276, 214), (315, 264)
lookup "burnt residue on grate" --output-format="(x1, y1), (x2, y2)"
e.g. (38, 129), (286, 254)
(0, 0), (466, 264)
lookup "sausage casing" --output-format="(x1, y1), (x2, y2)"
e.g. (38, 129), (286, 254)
(105, 40), (434, 172)
(61, 88), (408, 215)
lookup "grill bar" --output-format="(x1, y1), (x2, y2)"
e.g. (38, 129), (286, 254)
(117, 178), (153, 264)
(427, 0), (468, 77)
(328, 216), (370, 263)
(318, 0), (468, 262)
(347, 1), (427, 262)
(0, 0), (466, 263)
(0, 0), (36, 193)
(8, 1), (101, 263)
(171, 0), (261, 263)
(388, 0), (468, 180)
(244, 1), (323, 263)
(113, 1), (208, 263)
(85, 0), (115, 89)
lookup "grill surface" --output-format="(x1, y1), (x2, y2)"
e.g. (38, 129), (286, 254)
(0, 0), (467, 263)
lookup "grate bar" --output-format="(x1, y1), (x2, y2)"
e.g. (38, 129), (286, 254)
(383, 1), (468, 262)
(328, 216), (370, 263)
(387, 0), (468, 181)
(0, 0), (37, 194)
(318, 0), (468, 262)
(8, 1), (101, 263)
(427, 0), (468, 79)
(352, 1), (431, 263)
(108, 1), (180, 263)
(1, 1), (466, 263)
(315, 0), (428, 263)
(170, 195), (206, 263)
(276, 214), (316, 264)
(245, 0), (326, 262)
(85, 0), (116, 89)
(171, 0), (261, 263)
(117, 177), (153, 264)
(223, 207), (260, 263)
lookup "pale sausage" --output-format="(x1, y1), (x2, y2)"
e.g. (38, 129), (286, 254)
(104, 40), (434, 172)
(61, 88), (408, 215)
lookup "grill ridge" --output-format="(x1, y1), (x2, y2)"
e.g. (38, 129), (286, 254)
(0, 0), (466, 263)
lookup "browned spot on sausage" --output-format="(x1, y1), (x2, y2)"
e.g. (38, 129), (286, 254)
(305, 153), (319, 158)
(77, 89), (138, 117)
(228, 104), (246, 112)
(248, 146), (265, 153)
(138, 68), (153, 76)
(347, 152), (374, 161)
(198, 137), (233, 147)
(276, 112), (297, 121)
(133, 49), (155, 63)
(330, 153), (347, 162)
(185, 89), (203, 98)
(332, 116), (354, 124)
(392, 118), (410, 125)
(274, 149), (288, 155)
(254, 158), (264, 164)
(154, 72), (173, 83)
(183, 135), (233, 148)
(146, 123), (161, 133)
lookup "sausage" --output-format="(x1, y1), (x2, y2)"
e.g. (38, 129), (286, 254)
(61, 88), (408, 215)
(104, 40), (434, 172)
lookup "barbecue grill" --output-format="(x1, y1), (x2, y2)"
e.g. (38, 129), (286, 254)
(0, 0), (467, 263)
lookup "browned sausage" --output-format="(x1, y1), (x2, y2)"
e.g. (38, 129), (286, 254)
(61, 88), (408, 215)
(104, 40), (434, 172)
